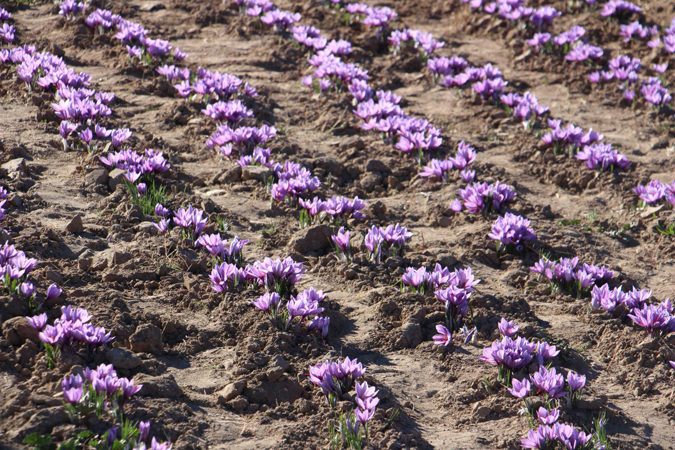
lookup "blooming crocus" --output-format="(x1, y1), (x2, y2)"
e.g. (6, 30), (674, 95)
(140, 421), (151, 441)
(153, 218), (171, 234)
(252, 292), (281, 312)
(537, 407), (559, 425)
(20, 281), (35, 297)
(567, 371), (586, 392)
(508, 377), (531, 398)
(64, 386), (84, 404)
(531, 366), (567, 399)
(497, 317), (519, 337)
(432, 324), (452, 346)
(46, 284), (62, 300)
(154, 204), (170, 217)
(27, 313), (48, 330)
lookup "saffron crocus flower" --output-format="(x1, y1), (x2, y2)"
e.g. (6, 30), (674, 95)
(531, 366), (567, 399)
(46, 284), (62, 300)
(481, 336), (535, 370)
(432, 324), (452, 346)
(153, 218), (171, 234)
(27, 313), (48, 330)
(628, 303), (674, 336)
(309, 316), (330, 338)
(252, 292), (281, 312)
(64, 386), (84, 404)
(497, 317), (519, 337)
(521, 425), (551, 449)
(488, 213), (536, 248)
(154, 204), (170, 217)
(140, 421), (151, 441)
(537, 407), (559, 425)
(567, 372), (586, 392)
(20, 281), (35, 297)
(508, 377), (531, 398)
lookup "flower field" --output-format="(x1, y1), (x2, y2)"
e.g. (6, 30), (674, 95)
(1, 0), (675, 448)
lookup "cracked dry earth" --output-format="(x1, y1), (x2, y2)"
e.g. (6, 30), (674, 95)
(2, 0), (675, 449)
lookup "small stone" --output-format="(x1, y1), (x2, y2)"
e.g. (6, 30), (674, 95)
(2, 316), (39, 346)
(217, 381), (247, 404)
(108, 168), (126, 191)
(65, 214), (84, 234)
(576, 395), (607, 410)
(472, 404), (491, 418)
(344, 269), (357, 280)
(288, 224), (332, 254)
(106, 348), (142, 369)
(8, 193), (23, 208)
(241, 165), (272, 181)
(134, 374), (183, 398)
(1, 158), (26, 173)
(129, 324), (164, 354)
(366, 159), (390, 173)
(395, 321), (422, 349)
(229, 396), (249, 412)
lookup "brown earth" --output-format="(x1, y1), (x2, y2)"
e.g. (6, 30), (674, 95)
(1, 0), (675, 448)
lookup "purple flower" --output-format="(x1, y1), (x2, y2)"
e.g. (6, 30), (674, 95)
(153, 218), (171, 234)
(119, 377), (142, 398)
(521, 425), (551, 449)
(20, 281), (35, 297)
(480, 336), (535, 370)
(488, 213), (537, 247)
(309, 316), (330, 338)
(432, 324), (452, 346)
(537, 407), (559, 425)
(497, 317), (519, 337)
(531, 366), (567, 399)
(252, 292), (281, 312)
(508, 377), (531, 398)
(140, 421), (151, 441)
(63, 386), (84, 404)
(46, 284), (62, 300)
(154, 204), (170, 217)
(27, 313), (48, 330)
(567, 372), (586, 392)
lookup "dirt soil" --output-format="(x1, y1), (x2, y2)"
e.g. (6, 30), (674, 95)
(1, 0), (675, 448)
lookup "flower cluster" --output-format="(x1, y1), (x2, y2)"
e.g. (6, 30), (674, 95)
(575, 143), (630, 172)
(86, 9), (187, 64)
(62, 364), (141, 416)
(270, 161), (321, 204)
(197, 234), (249, 265)
(33, 306), (112, 367)
(202, 100), (254, 125)
(530, 256), (614, 296)
(488, 213), (536, 251)
(499, 91), (548, 125)
(420, 141), (476, 183)
(208, 124), (277, 157)
(172, 67), (257, 103)
(246, 256), (306, 297)
(364, 224), (412, 263)
(298, 195), (366, 227)
(309, 357), (366, 401)
(521, 422), (592, 449)
(252, 288), (329, 337)
(0, 242), (37, 293)
(633, 179), (675, 207)
(450, 181), (516, 214)
(388, 28), (445, 58)
(59, 0), (85, 20)
(541, 119), (604, 155)
(0, 7), (13, 44)
(100, 148), (170, 182)
(600, 0), (641, 18)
